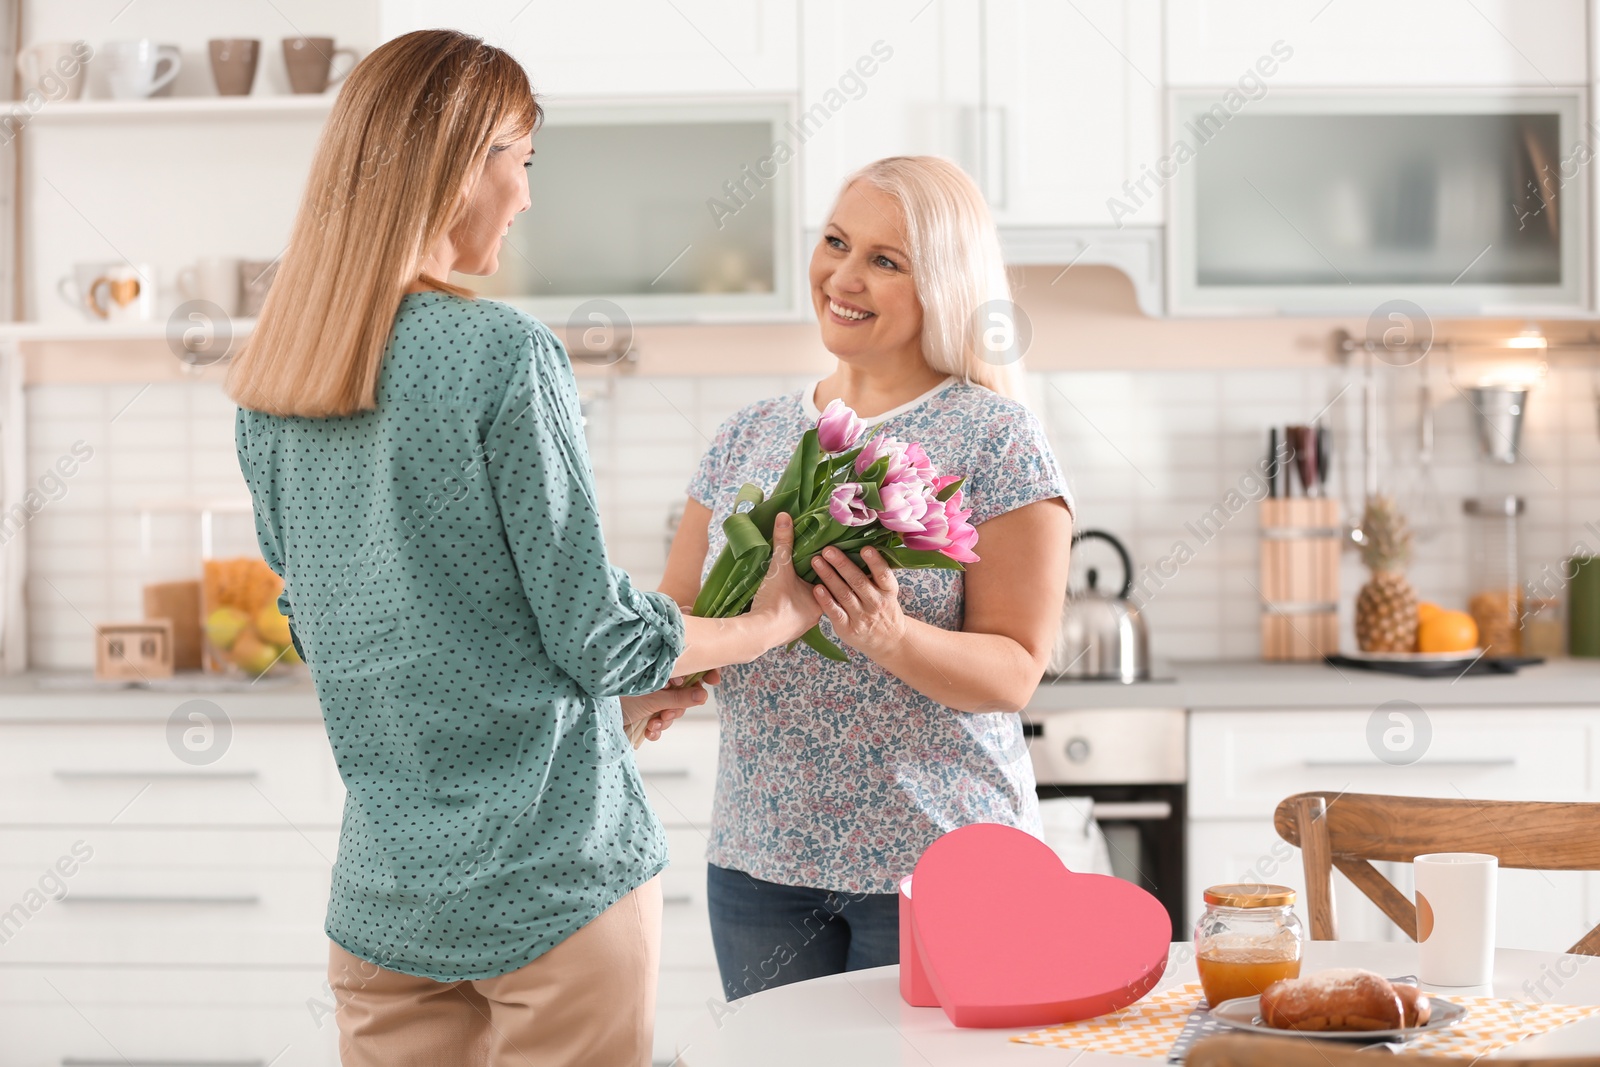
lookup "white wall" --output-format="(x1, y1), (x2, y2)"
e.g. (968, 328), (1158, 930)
(20, 360), (1600, 670)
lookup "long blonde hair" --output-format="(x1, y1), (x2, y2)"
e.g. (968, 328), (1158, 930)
(837, 156), (1020, 398)
(226, 30), (541, 417)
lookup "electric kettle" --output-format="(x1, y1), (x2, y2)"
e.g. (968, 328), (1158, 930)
(1048, 529), (1151, 683)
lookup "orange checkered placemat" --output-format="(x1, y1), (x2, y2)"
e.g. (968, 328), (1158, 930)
(1011, 982), (1600, 1060)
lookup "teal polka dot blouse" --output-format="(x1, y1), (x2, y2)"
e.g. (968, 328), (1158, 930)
(235, 291), (682, 980)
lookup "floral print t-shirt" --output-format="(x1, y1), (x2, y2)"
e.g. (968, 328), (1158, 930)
(687, 377), (1072, 894)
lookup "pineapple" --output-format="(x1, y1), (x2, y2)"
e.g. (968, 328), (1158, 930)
(1355, 495), (1419, 653)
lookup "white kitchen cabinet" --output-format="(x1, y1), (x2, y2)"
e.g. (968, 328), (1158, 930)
(1188, 708), (1600, 957)
(798, 0), (982, 229)
(982, 0), (1163, 227)
(651, 725), (725, 1066)
(379, 0), (798, 96)
(1186, 818), (1400, 942)
(0, 968), (338, 1067)
(1165, 0), (1587, 87)
(1188, 708), (1596, 819)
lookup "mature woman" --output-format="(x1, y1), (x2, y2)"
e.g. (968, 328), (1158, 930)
(226, 30), (817, 1067)
(661, 156), (1075, 999)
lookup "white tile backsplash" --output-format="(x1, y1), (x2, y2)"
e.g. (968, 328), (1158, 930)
(18, 364), (1600, 669)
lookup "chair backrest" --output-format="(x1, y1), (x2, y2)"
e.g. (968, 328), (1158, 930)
(1273, 791), (1600, 957)
(1189, 1033), (1600, 1067)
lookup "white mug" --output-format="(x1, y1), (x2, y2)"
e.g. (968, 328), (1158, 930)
(1414, 852), (1498, 986)
(103, 40), (181, 100)
(58, 261), (119, 320)
(16, 41), (90, 101)
(177, 257), (241, 316)
(85, 263), (157, 323)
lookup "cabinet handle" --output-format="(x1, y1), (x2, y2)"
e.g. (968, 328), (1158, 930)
(1301, 758), (1517, 768)
(63, 894), (261, 906)
(663, 892), (694, 906)
(1092, 801), (1173, 821)
(640, 769), (691, 780)
(64, 1060), (266, 1066)
(54, 770), (259, 781)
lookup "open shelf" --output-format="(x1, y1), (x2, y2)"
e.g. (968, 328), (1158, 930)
(0, 95), (335, 121)
(0, 318), (258, 342)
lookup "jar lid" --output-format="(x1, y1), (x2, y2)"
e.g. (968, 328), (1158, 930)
(1463, 495), (1524, 517)
(1203, 883), (1297, 908)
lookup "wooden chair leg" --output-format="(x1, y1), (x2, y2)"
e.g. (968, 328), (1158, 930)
(1294, 794), (1336, 940)
(1569, 923), (1600, 958)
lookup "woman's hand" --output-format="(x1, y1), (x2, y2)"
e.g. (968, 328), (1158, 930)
(748, 513), (823, 649)
(811, 545), (906, 660)
(620, 669), (720, 742)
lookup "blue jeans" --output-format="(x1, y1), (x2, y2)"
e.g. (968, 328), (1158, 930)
(705, 863), (900, 1001)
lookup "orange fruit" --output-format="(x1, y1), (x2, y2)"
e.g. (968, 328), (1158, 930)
(1417, 601), (1443, 624)
(1417, 610), (1478, 653)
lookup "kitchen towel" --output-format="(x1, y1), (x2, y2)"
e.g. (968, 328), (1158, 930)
(1037, 796), (1115, 877)
(1011, 982), (1600, 1060)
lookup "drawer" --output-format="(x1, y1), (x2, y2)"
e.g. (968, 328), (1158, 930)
(635, 718), (719, 827)
(661, 828), (716, 970)
(0, 967), (337, 1066)
(654, 968), (728, 1067)
(0, 829), (335, 966)
(0, 721), (344, 826)
(1188, 708), (1595, 819)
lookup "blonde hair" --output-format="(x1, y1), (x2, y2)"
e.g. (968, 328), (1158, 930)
(226, 30), (542, 417)
(836, 156), (1021, 398)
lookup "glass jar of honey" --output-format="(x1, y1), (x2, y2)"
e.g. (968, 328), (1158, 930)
(1194, 883), (1304, 1007)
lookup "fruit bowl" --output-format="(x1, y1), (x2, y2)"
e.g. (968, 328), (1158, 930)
(201, 557), (302, 678)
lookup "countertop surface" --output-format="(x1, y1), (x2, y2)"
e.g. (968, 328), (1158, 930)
(1029, 657), (1600, 711)
(4, 656), (1598, 720)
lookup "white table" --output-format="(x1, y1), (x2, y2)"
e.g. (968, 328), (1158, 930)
(672, 941), (1600, 1065)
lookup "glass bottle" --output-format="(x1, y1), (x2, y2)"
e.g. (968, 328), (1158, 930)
(1463, 495), (1524, 656)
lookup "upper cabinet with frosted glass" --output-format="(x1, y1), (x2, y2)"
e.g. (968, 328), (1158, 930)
(1165, 90), (1587, 316)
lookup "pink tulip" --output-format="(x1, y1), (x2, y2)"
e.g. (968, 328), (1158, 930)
(904, 442), (936, 483)
(902, 488), (981, 563)
(876, 480), (932, 533)
(932, 473), (961, 494)
(855, 436), (923, 486)
(817, 399), (867, 453)
(828, 482), (877, 527)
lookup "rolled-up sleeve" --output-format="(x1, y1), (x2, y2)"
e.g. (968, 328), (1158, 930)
(483, 326), (684, 699)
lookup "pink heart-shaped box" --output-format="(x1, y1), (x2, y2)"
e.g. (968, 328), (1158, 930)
(907, 823), (1171, 1028)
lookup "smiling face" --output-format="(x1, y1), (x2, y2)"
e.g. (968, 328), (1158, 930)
(810, 181), (924, 365)
(447, 131), (534, 276)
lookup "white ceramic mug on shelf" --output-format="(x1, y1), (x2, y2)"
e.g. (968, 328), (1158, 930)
(16, 41), (90, 101)
(58, 261), (118, 320)
(1415, 852), (1498, 986)
(177, 257), (241, 316)
(103, 39), (181, 99)
(85, 263), (157, 323)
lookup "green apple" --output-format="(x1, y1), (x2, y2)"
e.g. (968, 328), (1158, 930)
(205, 607), (250, 651)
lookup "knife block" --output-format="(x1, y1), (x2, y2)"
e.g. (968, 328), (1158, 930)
(1259, 499), (1340, 660)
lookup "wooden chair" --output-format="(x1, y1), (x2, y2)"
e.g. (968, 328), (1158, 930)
(1273, 791), (1600, 957)
(1189, 1033), (1600, 1066)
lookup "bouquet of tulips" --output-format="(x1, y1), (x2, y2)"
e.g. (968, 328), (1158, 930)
(627, 399), (979, 746)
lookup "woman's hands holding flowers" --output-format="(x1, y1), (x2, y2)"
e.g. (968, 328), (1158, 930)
(811, 545), (907, 659)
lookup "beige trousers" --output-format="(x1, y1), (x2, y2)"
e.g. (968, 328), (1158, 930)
(328, 878), (662, 1067)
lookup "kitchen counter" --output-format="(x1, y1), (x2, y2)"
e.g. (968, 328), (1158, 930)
(1029, 658), (1600, 711)
(0, 670), (322, 721)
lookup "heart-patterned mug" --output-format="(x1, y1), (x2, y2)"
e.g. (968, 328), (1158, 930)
(86, 264), (157, 323)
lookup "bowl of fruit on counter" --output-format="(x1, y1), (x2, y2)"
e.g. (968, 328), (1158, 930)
(203, 557), (302, 678)
(1334, 496), (1536, 676)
